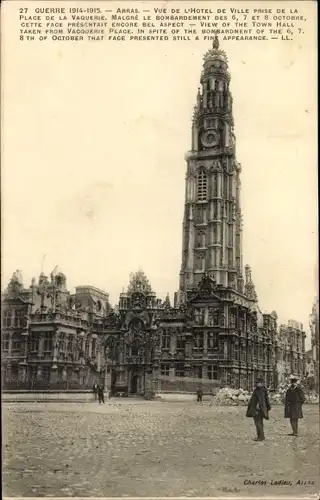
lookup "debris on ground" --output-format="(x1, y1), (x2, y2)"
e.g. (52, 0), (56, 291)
(268, 378), (319, 405)
(213, 388), (250, 406)
(212, 381), (319, 406)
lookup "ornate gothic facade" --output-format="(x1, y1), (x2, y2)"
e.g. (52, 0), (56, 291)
(178, 37), (244, 296)
(1, 270), (110, 389)
(101, 39), (306, 394)
(1, 40), (307, 394)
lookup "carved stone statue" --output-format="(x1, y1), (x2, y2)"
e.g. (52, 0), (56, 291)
(212, 36), (219, 50)
(197, 272), (217, 298)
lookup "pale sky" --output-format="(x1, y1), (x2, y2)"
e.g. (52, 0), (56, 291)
(2, 1), (318, 346)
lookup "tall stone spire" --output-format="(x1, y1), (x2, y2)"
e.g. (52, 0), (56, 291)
(179, 39), (244, 295)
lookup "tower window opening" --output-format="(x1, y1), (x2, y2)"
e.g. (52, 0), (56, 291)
(205, 118), (214, 128)
(197, 171), (207, 201)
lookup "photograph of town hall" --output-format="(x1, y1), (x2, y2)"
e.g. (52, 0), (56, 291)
(2, 38), (319, 399)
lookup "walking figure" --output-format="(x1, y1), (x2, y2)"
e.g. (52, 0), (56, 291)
(246, 377), (271, 441)
(284, 375), (305, 436)
(97, 384), (105, 404)
(92, 383), (98, 400)
(196, 386), (203, 403)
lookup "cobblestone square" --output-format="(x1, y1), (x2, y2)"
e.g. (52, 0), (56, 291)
(3, 401), (320, 497)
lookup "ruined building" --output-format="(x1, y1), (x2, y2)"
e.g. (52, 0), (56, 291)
(274, 320), (306, 386)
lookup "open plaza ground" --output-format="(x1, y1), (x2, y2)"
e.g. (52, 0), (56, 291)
(3, 400), (320, 497)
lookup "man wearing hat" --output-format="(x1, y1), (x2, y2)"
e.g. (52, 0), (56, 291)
(246, 377), (271, 441)
(284, 375), (305, 436)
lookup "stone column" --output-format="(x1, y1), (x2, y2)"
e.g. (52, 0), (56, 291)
(202, 362), (208, 379)
(217, 173), (222, 198)
(186, 177), (191, 203)
(8, 333), (13, 358)
(88, 339), (92, 358)
(204, 308), (209, 326)
(144, 372), (153, 394)
(50, 365), (58, 384)
(38, 334), (44, 357)
(224, 340), (228, 359)
(203, 331), (208, 355)
(217, 199), (221, 220)
(170, 334), (176, 356)
(192, 125), (198, 150)
(153, 366), (161, 393)
(233, 224), (236, 267)
(18, 363), (27, 383)
(79, 366), (84, 386)
(104, 366), (111, 395)
(52, 331), (60, 364)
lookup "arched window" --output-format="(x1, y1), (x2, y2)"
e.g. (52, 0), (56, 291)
(197, 170), (207, 201)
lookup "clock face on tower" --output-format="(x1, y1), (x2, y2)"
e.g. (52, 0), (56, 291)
(201, 129), (219, 148)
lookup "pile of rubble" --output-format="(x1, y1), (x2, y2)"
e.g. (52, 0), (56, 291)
(268, 380), (319, 405)
(305, 392), (319, 404)
(212, 383), (319, 406)
(213, 388), (250, 406)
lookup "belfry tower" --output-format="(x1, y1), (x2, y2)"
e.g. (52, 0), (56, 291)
(178, 38), (244, 297)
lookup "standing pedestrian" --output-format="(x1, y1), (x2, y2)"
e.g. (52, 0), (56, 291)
(97, 384), (105, 404)
(196, 386), (203, 403)
(246, 377), (271, 441)
(284, 375), (305, 436)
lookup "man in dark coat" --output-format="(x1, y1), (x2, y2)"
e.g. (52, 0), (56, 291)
(284, 375), (305, 436)
(196, 386), (203, 403)
(246, 377), (271, 441)
(97, 384), (105, 404)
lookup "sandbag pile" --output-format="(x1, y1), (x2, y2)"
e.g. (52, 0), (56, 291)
(213, 387), (251, 406)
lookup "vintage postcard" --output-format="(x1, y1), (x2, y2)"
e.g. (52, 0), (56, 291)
(1, 0), (318, 498)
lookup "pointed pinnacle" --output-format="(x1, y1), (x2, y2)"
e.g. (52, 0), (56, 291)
(212, 36), (219, 50)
